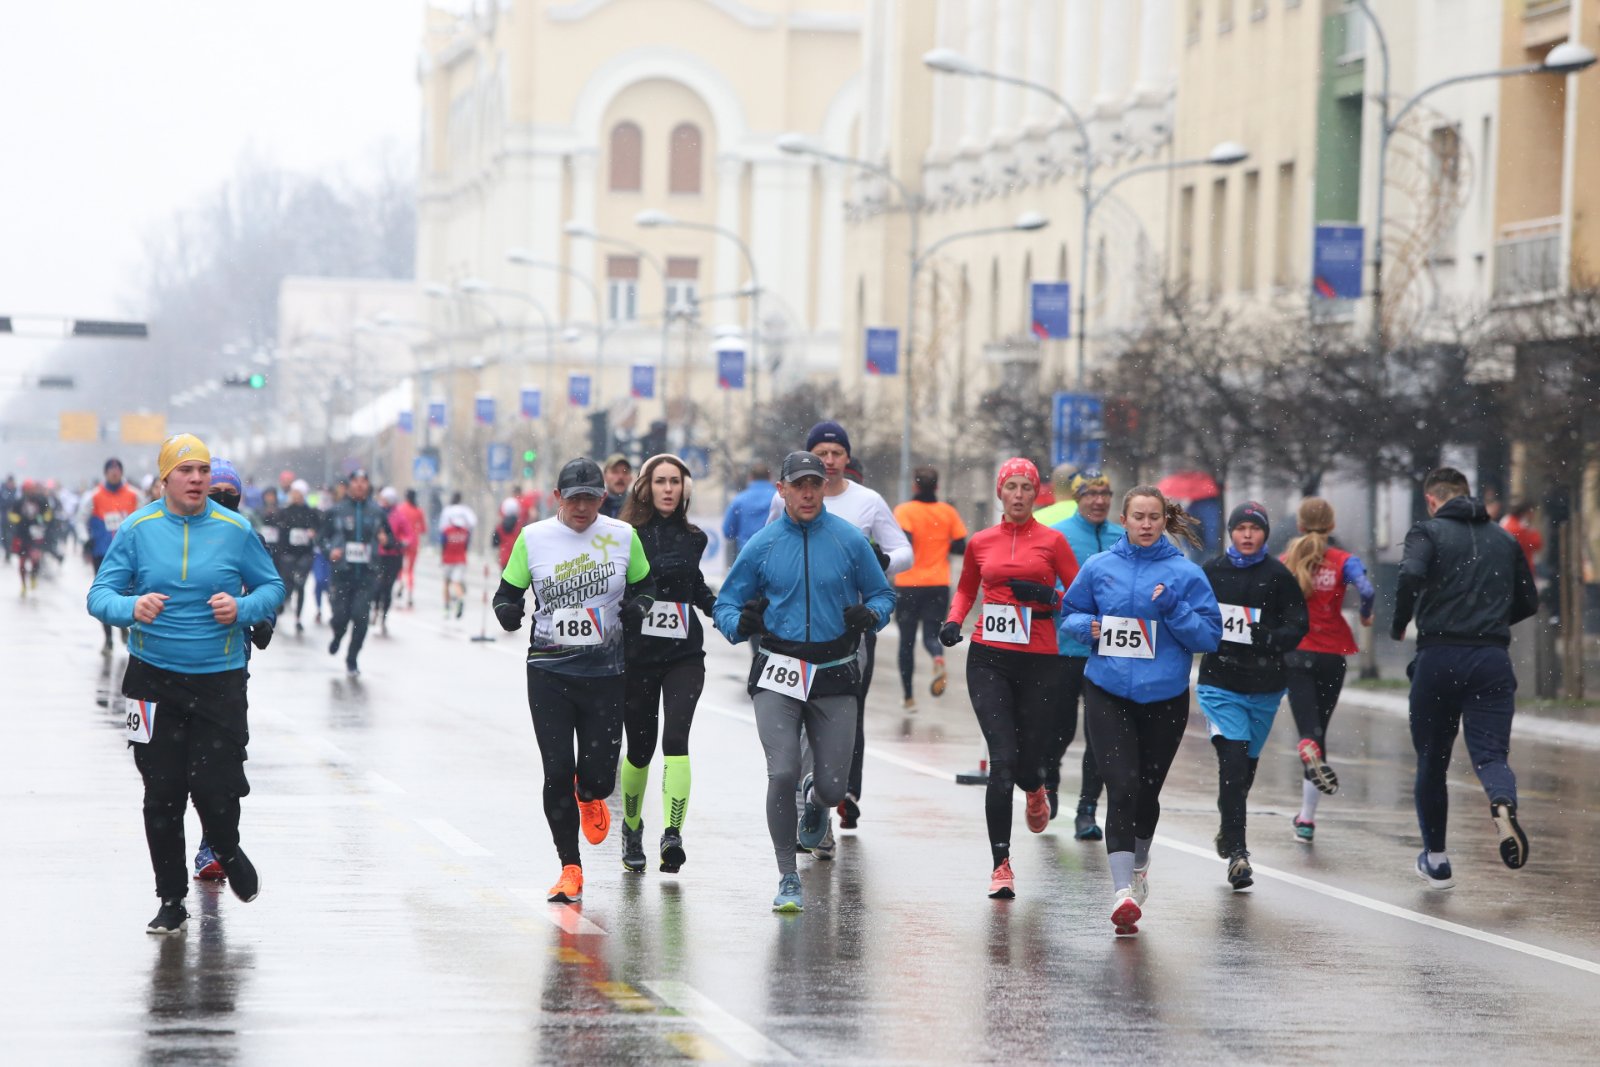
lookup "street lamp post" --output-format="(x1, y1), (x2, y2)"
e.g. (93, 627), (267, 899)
(458, 279), (559, 411)
(564, 221), (671, 416)
(505, 251), (607, 409)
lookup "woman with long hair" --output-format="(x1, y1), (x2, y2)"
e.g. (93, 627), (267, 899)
(1062, 486), (1221, 936)
(618, 454), (717, 874)
(1279, 497), (1374, 842)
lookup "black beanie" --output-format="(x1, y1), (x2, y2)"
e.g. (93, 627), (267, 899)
(1227, 501), (1270, 537)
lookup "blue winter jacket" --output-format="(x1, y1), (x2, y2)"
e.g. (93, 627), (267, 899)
(714, 507), (895, 648)
(87, 498), (285, 674)
(1062, 534), (1222, 703)
(1052, 511), (1126, 656)
(722, 480), (778, 553)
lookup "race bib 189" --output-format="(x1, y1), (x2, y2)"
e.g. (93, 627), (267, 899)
(552, 606), (605, 646)
(1219, 603), (1260, 645)
(125, 698), (155, 744)
(641, 602), (690, 639)
(342, 541), (370, 564)
(756, 652), (814, 700)
(1099, 615), (1156, 659)
(981, 603), (1032, 644)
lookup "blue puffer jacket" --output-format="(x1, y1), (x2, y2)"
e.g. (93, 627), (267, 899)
(1062, 534), (1221, 703)
(87, 498), (285, 674)
(1052, 511), (1126, 656)
(714, 508), (894, 649)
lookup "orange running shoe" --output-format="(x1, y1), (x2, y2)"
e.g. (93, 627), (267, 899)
(576, 783), (611, 845)
(988, 859), (1016, 899)
(1024, 786), (1050, 833)
(547, 864), (583, 903)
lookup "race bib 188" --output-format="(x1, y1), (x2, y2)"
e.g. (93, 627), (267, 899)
(125, 698), (155, 744)
(1219, 603), (1260, 645)
(756, 652), (814, 700)
(289, 528), (313, 547)
(641, 602), (690, 639)
(342, 541), (370, 564)
(552, 606), (605, 646)
(980, 603), (1032, 644)
(1099, 615), (1156, 659)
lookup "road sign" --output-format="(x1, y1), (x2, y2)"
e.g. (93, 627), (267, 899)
(1052, 392), (1103, 469)
(412, 453), (439, 484)
(487, 442), (512, 483)
(717, 349), (744, 390)
(631, 364), (656, 399)
(865, 327), (899, 376)
(681, 445), (711, 480)
(1031, 282), (1071, 339)
(120, 413), (167, 445)
(569, 374), (591, 408)
(59, 412), (98, 442)
(1313, 225), (1364, 300)
(520, 387), (541, 420)
(427, 400), (447, 427)
(397, 410), (413, 434)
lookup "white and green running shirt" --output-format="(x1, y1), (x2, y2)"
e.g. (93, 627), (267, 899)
(501, 514), (651, 676)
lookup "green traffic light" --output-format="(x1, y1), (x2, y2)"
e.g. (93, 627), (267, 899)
(248, 373), (266, 389)
(522, 449), (537, 462)
(522, 466), (534, 478)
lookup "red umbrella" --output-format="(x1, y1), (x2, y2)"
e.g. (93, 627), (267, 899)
(1157, 470), (1220, 503)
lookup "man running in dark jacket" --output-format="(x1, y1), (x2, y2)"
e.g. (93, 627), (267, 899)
(1393, 467), (1538, 889)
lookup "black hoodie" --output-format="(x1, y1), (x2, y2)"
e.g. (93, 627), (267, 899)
(1392, 495), (1538, 648)
(624, 513), (717, 668)
(1199, 552), (1309, 693)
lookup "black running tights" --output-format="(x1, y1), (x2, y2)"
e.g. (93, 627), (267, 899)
(1284, 650), (1347, 760)
(1082, 679), (1190, 855)
(968, 643), (1063, 866)
(527, 667), (625, 867)
(624, 658), (705, 765)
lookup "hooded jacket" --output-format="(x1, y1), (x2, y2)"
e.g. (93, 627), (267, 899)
(1052, 511), (1126, 656)
(1392, 495), (1537, 648)
(1062, 534), (1222, 703)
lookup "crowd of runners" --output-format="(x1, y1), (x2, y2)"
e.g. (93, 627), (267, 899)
(52, 419), (1539, 936)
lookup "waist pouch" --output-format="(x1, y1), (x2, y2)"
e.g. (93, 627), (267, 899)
(747, 632), (861, 699)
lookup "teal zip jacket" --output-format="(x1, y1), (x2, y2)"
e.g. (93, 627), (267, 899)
(87, 498), (285, 674)
(1052, 511), (1126, 656)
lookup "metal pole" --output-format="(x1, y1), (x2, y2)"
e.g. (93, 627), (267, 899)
(899, 204), (920, 506)
(1075, 183), (1092, 390)
(1357, 0), (1390, 681)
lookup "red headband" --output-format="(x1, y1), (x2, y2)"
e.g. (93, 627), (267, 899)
(996, 457), (1041, 498)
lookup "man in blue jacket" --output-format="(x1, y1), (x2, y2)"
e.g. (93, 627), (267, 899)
(88, 434), (284, 935)
(721, 461), (776, 557)
(714, 451), (895, 913)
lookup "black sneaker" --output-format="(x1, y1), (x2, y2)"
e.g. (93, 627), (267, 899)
(1073, 803), (1103, 841)
(1491, 798), (1530, 869)
(837, 794), (860, 830)
(146, 898), (188, 936)
(328, 632), (343, 655)
(660, 828), (686, 873)
(622, 825), (646, 873)
(1213, 831), (1228, 859)
(1226, 850), (1254, 891)
(218, 848), (260, 903)
(1046, 788), (1059, 821)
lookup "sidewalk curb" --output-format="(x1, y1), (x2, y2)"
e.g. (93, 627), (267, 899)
(1340, 686), (1600, 750)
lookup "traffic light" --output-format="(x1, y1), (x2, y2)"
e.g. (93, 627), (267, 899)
(522, 447), (537, 479)
(36, 375), (75, 389)
(588, 411), (611, 459)
(248, 373), (266, 389)
(224, 372), (269, 389)
(642, 420), (668, 458)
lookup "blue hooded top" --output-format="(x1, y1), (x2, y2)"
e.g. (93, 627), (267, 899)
(1052, 510), (1126, 656)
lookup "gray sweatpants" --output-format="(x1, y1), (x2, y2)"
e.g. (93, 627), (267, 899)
(753, 690), (858, 875)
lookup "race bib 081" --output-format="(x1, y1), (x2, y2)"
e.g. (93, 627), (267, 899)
(980, 603), (1032, 644)
(1219, 603), (1260, 645)
(756, 652), (814, 700)
(1099, 615), (1156, 659)
(641, 602), (690, 639)
(552, 606), (605, 646)
(125, 698), (155, 744)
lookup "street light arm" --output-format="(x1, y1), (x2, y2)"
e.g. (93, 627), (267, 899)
(578, 231), (665, 279)
(1088, 155), (1225, 214)
(1387, 62), (1546, 133)
(1352, 0), (1392, 122)
(968, 68), (1091, 160)
(917, 223), (1039, 271)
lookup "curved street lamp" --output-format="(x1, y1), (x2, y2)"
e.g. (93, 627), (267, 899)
(505, 250), (606, 409)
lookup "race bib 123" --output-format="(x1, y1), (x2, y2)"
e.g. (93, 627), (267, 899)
(641, 602), (690, 639)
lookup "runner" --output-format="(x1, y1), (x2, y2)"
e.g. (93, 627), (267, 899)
(715, 451), (894, 912)
(1280, 497), (1374, 842)
(438, 492), (477, 618)
(493, 497), (522, 571)
(1032, 463), (1079, 526)
(7, 479), (51, 596)
(396, 488), (428, 608)
(1047, 470), (1125, 837)
(722, 462), (776, 556)
(600, 452), (632, 519)
(87, 435), (283, 934)
(939, 458), (1078, 899)
(492, 457), (656, 903)
(1393, 467), (1538, 889)
(321, 469), (392, 677)
(1062, 485), (1220, 935)
(893, 465), (967, 714)
(618, 454), (718, 874)
(1196, 502), (1308, 890)
(83, 458), (142, 654)
(270, 479), (320, 634)
(372, 487), (410, 636)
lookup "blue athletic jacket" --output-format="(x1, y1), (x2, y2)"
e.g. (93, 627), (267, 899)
(1052, 511), (1126, 656)
(87, 498), (285, 674)
(1062, 534), (1221, 703)
(714, 507), (894, 648)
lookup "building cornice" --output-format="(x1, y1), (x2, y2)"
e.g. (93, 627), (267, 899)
(547, 0), (776, 30)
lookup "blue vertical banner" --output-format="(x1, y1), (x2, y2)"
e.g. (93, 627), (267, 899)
(569, 374), (592, 408)
(474, 394), (495, 426)
(427, 400), (447, 428)
(1312, 225), (1364, 300)
(1051, 392), (1104, 469)
(486, 442), (512, 482)
(397, 410), (413, 435)
(1030, 281), (1072, 339)
(520, 387), (541, 420)
(631, 364), (656, 399)
(717, 348), (745, 390)
(864, 327), (899, 376)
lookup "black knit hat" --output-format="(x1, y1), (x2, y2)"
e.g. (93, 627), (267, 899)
(1227, 501), (1270, 537)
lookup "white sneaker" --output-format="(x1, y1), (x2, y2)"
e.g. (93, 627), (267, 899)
(1110, 888), (1141, 936)
(1131, 863), (1150, 907)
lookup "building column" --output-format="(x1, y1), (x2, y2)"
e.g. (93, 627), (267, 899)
(816, 168), (845, 330)
(993, 0), (1026, 139)
(1094, 0), (1135, 113)
(1135, 0), (1175, 103)
(961, 0), (992, 151)
(715, 155), (744, 297)
(1023, 0), (1061, 130)
(566, 150), (599, 322)
(751, 156), (813, 344)
(931, 0), (964, 155)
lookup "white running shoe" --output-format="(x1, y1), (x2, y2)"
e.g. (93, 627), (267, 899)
(1111, 888), (1141, 936)
(1131, 864), (1150, 907)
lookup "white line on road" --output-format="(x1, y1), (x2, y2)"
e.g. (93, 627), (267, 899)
(511, 888), (609, 936)
(642, 980), (795, 1063)
(416, 818), (492, 857)
(363, 772), (405, 794)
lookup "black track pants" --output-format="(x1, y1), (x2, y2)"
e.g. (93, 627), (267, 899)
(527, 667), (624, 867)
(1083, 679), (1190, 855)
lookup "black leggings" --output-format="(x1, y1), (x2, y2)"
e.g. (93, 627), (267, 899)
(1083, 679), (1190, 855)
(846, 631), (876, 799)
(374, 554), (404, 620)
(895, 586), (949, 698)
(1044, 655), (1104, 804)
(276, 553), (312, 621)
(967, 643), (1064, 866)
(133, 707), (250, 900)
(624, 658), (705, 764)
(527, 668), (624, 867)
(1213, 737), (1259, 853)
(1285, 651), (1347, 760)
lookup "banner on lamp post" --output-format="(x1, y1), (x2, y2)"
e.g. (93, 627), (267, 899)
(1312, 225), (1364, 301)
(717, 348), (745, 390)
(1030, 282), (1071, 339)
(520, 387), (541, 419)
(397, 410), (413, 435)
(630, 364), (656, 399)
(474, 394), (495, 426)
(864, 327), (899, 376)
(569, 374), (592, 407)
(427, 400), (447, 428)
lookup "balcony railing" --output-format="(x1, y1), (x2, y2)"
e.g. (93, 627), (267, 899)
(1493, 218), (1562, 301)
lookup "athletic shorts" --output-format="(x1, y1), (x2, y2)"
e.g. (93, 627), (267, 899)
(443, 563), (467, 584)
(1197, 684), (1285, 758)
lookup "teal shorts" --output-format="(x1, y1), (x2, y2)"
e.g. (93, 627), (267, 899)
(1197, 684), (1285, 758)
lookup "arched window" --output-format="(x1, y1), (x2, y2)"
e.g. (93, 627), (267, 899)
(609, 121), (642, 192)
(669, 122), (703, 195)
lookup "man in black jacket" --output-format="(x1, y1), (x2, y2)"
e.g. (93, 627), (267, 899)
(1393, 467), (1538, 890)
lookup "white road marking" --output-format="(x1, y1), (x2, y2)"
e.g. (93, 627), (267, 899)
(511, 888), (609, 936)
(416, 818), (492, 857)
(642, 980), (795, 1062)
(363, 772), (405, 794)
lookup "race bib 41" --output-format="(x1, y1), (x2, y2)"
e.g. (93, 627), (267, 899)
(1219, 603), (1261, 645)
(1099, 615), (1156, 659)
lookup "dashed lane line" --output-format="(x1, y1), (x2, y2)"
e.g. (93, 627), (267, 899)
(642, 981), (796, 1063)
(416, 817), (493, 857)
(510, 888), (609, 936)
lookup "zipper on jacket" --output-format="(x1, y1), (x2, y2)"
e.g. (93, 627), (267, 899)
(802, 524), (811, 640)
(182, 523), (189, 582)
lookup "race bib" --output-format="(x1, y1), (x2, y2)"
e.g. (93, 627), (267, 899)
(552, 606), (605, 646)
(1099, 615), (1156, 659)
(260, 526), (280, 544)
(104, 512), (125, 531)
(981, 603), (1032, 644)
(289, 528), (313, 547)
(125, 697), (155, 744)
(756, 652), (814, 700)
(28, 524), (45, 540)
(342, 541), (370, 564)
(1219, 603), (1260, 645)
(641, 601), (690, 639)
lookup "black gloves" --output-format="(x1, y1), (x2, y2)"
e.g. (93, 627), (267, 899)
(843, 604), (878, 634)
(1006, 579), (1057, 606)
(494, 601), (524, 632)
(695, 590), (717, 617)
(873, 545), (892, 573)
(621, 595), (654, 626)
(939, 621), (964, 647)
(1249, 621), (1270, 648)
(737, 596), (770, 638)
(250, 621), (273, 650)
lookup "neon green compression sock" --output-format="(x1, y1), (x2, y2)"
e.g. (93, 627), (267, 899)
(620, 758), (649, 831)
(662, 754), (691, 830)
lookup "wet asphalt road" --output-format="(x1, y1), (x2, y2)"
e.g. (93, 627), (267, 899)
(7, 556), (1600, 1065)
